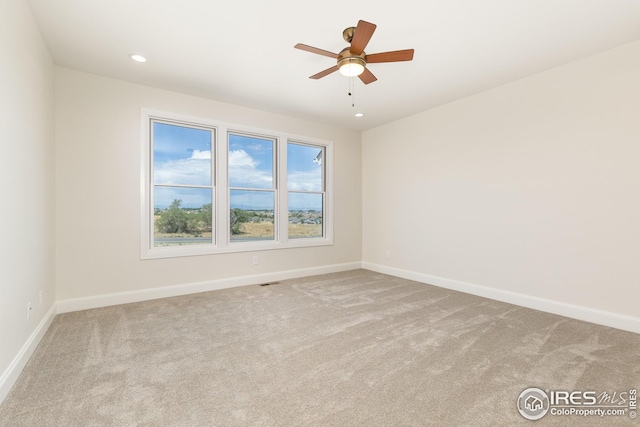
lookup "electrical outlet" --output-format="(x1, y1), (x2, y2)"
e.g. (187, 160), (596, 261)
(385, 250), (391, 258)
(27, 302), (32, 320)
(39, 290), (43, 306)
(252, 256), (259, 265)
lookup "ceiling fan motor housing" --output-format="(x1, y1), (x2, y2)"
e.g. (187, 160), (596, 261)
(338, 47), (366, 67)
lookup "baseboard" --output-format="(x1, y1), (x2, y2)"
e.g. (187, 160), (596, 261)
(0, 303), (57, 405)
(57, 261), (363, 313)
(362, 262), (640, 334)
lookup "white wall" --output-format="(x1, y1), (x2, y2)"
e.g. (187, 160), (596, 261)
(362, 41), (640, 328)
(55, 68), (362, 304)
(0, 0), (56, 401)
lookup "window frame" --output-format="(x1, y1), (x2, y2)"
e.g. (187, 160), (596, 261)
(228, 131), (278, 245)
(140, 108), (333, 259)
(286, 140), (326, 240)
(150, 118), (216, 249)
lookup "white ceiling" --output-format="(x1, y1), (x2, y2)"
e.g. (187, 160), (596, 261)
(26, 0), (640, 131)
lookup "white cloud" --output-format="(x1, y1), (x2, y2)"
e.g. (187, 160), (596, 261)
(229, 149), (256, 167)
(154, 158), (211, 186)
(228, 149), (273, 189)
(190, 149), (211, 160)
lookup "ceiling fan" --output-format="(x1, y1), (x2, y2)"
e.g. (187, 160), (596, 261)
(294, 20), (414, 85)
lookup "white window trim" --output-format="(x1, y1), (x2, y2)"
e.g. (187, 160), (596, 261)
(140, 108), (333, 259)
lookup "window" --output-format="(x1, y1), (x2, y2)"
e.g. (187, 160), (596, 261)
(151, 121), (215, 247)
(141, 109), (332, 259)
(229, 133), (276, 242)
(287, 142), (324, 239)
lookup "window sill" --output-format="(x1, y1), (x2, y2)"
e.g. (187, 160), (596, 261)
(140, 237), (333, 260)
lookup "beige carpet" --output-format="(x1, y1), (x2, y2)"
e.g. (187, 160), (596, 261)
(1, 269), (638, 426)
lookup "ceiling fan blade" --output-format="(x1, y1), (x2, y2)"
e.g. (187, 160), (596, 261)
(350, 20), (376, 55)
(294, 43), (339, 59)
(309, 65), (339, 80)
(366, 49), (414, 63)
(358, 68), (377, 84)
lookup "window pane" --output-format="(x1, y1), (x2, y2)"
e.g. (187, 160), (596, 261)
(154, 186), (212, 246)
(228, 133), (274, 189)
(230, 190), (274, 241)
(288, 193), (323, 238)
(153, 122), (212, 185)
(287, 143), (323, 191)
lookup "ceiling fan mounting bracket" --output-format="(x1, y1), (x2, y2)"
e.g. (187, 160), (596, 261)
(342, 26), (356, 43)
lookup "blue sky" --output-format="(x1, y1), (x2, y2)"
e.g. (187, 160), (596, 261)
(286, 143), (323, 211)
(228, 133), (274, 190)
(153, 122), (323, 211)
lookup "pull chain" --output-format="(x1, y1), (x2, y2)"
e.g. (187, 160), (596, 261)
(348, 76), (356, 108)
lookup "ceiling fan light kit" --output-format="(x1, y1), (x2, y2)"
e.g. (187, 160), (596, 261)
(295, 20), (414, 85)
(338, 57), (366, 76)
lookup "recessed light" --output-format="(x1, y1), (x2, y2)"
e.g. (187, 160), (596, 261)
(355, 113), (364, 118)
(129, 53), (147, 63)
